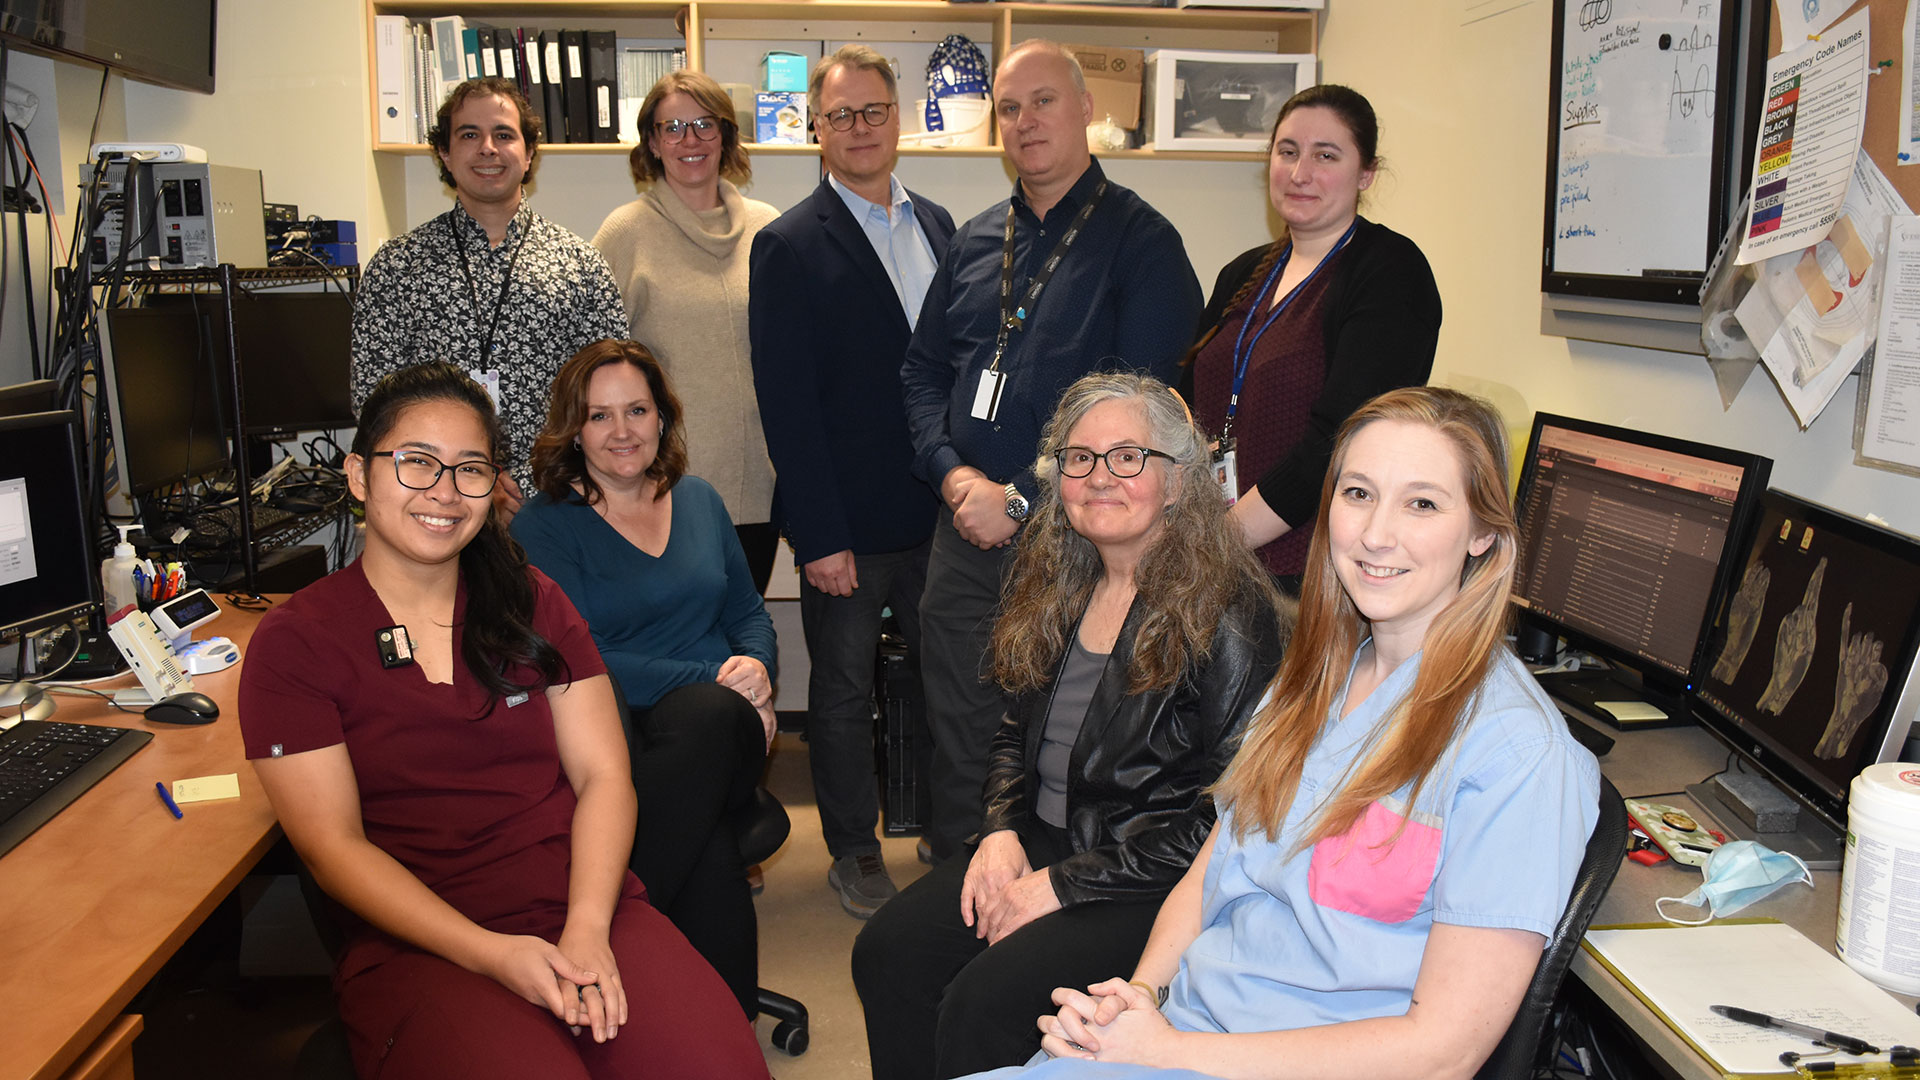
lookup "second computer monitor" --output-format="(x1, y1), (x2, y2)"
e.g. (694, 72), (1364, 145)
(102, 304), (229, 496)
(1511, 413), (1773, 702)
(0, 411), (96, 643)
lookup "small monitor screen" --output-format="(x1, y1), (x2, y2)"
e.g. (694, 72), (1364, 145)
(1511, 414), (1771, 685)
(1694, 491), (1920, 827)
(0, 411), (95, 641)
(103, 304), (228, 495)
(0, 380), (58, 417)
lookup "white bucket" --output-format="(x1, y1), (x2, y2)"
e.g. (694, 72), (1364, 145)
(1836, 762), (1920, 993)
(902, 96), (991, 148)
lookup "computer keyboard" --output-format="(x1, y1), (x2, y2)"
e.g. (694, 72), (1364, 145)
(0, 720), (153, 858)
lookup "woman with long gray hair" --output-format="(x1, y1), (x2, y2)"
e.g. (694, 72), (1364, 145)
(854, 372), (1292, 1079)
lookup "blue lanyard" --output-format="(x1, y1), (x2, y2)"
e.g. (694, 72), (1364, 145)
(1222, 220), (1359, 438)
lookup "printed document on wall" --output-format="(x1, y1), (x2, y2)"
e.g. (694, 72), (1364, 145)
(1736, 149), (1908, 428)
(1777, 0), (1849, 48)
(1903, 0), (1920, 164)
(1859, 216), (1920, 469)
(1737, 8), (1870, 265)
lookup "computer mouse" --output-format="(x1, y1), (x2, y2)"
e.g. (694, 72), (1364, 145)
(145, 691), (220, 725)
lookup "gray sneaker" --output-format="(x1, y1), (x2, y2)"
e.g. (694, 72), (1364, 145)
(827, 853), (898, 919)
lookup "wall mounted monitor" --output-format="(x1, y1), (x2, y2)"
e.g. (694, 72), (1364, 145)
(1687, 491), (1920, 863)
(101, 304), (229, 497)
(1510, 412), (1772, 726)
(0, 0), (217, 94)
(0, 411), (96, 644)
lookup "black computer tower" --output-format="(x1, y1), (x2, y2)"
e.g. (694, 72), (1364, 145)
(874, 632), (932, 835)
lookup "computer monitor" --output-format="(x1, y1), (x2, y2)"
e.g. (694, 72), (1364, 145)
(0, 380), (58, 417)
(140, 291), (356, 437)
(1510, 413), (1773, 725)
(0, 411), (97, 645)
(1687, 491), (1920, 864)
(101, 303), (229, 496)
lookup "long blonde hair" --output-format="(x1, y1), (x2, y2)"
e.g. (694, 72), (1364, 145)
(992, 373), (1280, 695)
(1214, 386), (1517, 847)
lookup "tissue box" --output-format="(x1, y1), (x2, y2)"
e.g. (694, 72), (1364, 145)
(761, 52), (809, 93)
(1143, 49), (1315, 152)
(755, 92), (809, 145)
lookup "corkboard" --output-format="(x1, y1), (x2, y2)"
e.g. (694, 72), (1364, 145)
(1771, 0), (1920, 209)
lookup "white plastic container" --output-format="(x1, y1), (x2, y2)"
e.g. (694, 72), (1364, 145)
(902, 96), (991, 148)
(101, 525), (139, 616)
(1836, 762), (1920, 993)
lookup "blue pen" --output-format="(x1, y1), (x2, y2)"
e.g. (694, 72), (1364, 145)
(156, 782), (183, 819)
(132, 565), (147, 601)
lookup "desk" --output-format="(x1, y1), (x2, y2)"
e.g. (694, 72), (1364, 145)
(1574, 717), (1919, 1080)
(0, 604), (282, 1080)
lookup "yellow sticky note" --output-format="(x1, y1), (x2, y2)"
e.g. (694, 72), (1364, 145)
(172, 774), (241, 804)
(1596, 699), (1668, 722)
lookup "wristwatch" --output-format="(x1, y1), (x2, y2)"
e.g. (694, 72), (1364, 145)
(1004, 483), (1030, 523)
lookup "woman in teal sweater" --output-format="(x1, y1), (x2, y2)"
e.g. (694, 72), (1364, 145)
(511, 339), (775, 1022)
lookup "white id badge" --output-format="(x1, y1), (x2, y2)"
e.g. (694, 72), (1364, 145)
(970, 369), (1005, 421)
(1214, 448), (1239, 504)
(468, 368), (503, 412)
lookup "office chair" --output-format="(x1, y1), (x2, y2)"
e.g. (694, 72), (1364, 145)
(605, 674), (810, 1056)
(1474, 774), (1628, 1080)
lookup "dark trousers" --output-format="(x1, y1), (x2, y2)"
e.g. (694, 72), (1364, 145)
(626, 682), (765, 1020)
(799, 539), (931, 858)
(851, 822), (1163, 1080)
(338, 896), (769, 1080)
(918, 507), (1016, 862)
(734, 521), (779, 595)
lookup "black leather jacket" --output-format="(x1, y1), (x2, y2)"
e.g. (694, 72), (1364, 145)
(979, 581), (1288, 907)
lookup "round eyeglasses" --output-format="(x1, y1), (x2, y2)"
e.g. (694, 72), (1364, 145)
(654, 116), (722, 143)
(821, 102), (896, 131)
(1054, 445), (1177, 479)
(372, 450), (501, 498)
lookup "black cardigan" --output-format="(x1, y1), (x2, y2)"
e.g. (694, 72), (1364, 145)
(1180, 216), (1442, 531)
(979, 581), (1288, 906)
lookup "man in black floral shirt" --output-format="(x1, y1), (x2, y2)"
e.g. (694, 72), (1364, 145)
(351, 77), (628, 518)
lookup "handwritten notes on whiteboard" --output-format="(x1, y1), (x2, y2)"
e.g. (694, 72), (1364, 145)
(1550, 0), (1725, 282)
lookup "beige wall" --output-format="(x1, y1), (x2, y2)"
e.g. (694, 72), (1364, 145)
(30, 0), (1918, 535)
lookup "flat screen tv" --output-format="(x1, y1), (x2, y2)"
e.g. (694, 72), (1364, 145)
(0, 1), (216, 94)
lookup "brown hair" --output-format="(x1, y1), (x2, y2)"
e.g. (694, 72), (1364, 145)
(530, 340), (687, 505)
(992, 373), (1286, 695)
(428, 77), (542, 189)
(809, 44), (899, 116)
(1214, 386), (1515, 849)
(629, 70), (752, 185)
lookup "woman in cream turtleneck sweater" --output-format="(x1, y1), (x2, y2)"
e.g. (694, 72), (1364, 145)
(593, 70), (781, 590)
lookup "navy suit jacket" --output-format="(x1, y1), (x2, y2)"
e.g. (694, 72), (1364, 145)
(749, 177), (956, 565)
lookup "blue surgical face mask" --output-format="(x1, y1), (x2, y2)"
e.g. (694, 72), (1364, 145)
(1655, 840), (1813, 925)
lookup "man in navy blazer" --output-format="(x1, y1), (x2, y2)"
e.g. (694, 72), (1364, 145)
(749, 44), (957, 920)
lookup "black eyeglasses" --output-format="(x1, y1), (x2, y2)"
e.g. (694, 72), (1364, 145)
(372, 450), (501, 498)
(1055, 446), (1177, 479)
(654, 116), (722, 143)
(822, 102), (896, 131)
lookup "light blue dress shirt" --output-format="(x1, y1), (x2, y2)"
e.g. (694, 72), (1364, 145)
(828, 171), (939, 329)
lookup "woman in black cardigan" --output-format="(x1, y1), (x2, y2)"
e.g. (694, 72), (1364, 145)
(1180, 84), (1441, 594)
(852, 373), (1290, 1080)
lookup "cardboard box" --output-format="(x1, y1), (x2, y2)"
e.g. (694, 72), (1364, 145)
(1066, 43), (1144, 131)
(761, 51), (809, 93)
(1176, 0), (1323, 7)
(1143, 49), (1315, 152)
(755, 92), (809, 145)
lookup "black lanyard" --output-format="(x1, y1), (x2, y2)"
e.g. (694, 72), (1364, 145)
(1220, 219), (1358, 441)
(451, 204), (530, 367)
(991, 181), (1108, 372)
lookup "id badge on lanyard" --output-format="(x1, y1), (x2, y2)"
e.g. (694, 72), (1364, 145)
(1212, 435), (1239, 504)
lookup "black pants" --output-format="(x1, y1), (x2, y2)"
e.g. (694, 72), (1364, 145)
(918, 508), (1017, 862)
(627, 681), (765, 1019)
(799, 540), (930, 858)
(734, 521), (780, 596)
(851, 822), (1163, 1079)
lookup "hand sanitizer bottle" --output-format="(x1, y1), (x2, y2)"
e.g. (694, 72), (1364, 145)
(101, 526), (140, 615)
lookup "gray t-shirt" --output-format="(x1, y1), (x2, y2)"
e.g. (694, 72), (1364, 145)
(1036, 636), (1109, 828)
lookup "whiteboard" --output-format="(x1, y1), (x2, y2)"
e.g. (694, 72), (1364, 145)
(1544, 0), (1746, 303)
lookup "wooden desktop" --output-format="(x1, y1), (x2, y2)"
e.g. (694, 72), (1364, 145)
(0, 603), (281, 1080)
(1573, 715), (1919, 1080)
